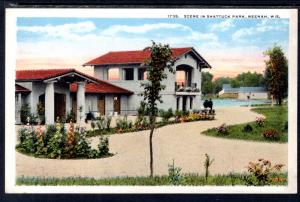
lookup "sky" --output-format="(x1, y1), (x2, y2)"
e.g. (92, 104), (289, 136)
(16, 18), (289, 79)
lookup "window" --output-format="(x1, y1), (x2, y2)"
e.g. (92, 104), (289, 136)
(190, 97), (193, 109)
(138, 68), (147, 80)
(176, 70), (185, 86)
(124, 68), (134, 80)
(108, 68), (120, 80)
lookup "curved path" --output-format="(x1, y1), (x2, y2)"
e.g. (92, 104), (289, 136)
(16, 106), (287, 178)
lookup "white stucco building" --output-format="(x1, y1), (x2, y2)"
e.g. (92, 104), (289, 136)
(83, 47), (212, 114)
(15, 47), (212, 124)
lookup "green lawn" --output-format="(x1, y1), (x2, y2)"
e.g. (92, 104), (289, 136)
(203, 106), (288, 143)
(16, 173), (287, 186)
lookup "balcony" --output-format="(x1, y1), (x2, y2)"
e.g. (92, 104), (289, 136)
(175, 82), (200, 95)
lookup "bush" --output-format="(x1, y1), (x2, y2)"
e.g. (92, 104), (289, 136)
(96, 116), (106, 130)
(159, 108), (173, 122)
(66, 111), (76, 123)
(106, 116), (112, 129)
(262, 129), (280, 140)
(256, 117), (265, 127)
(215, 124), (228, 135)
(246, 159), (284, 185)
(98, 136), (109, 156)
(134, 116), (150, 130)
(91, 121), (96, 131)
(243, 124), (253, 133)
(16, 120), (111, 159)
(20, 104), (31, 124)
(116, 115), (132, 131)
(168, 160), (182, 185)
(137, 102), (149, 116)
(284, 121), (288, 131)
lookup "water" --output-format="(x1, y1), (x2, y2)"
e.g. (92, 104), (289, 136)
(211, 99), (271, 108)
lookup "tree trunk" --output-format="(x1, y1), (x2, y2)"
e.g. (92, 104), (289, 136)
(149, 125), (154, 177)
(149, 115), (155, 177)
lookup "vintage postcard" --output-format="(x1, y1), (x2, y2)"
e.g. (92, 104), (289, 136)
(5, 8), (297, 193)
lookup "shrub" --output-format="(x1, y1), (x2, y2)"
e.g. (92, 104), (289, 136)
(91, 121), (96, 131)
(98, 136), (109, 156)
(16, 127), (37, 154)
(175, 109), (183, 118)
(47, 119), (66, 158)
(215, 124), (229, 135)
(256, 117), (265, 127)
(159, 108), (173, 122)
(134, 116), (150, 130)
(96, 116), (106, 130)
(66, 111), (76, 123)
(243, 124), (253, 133)
(168, 160), (182, 185)
(284, 121), (288, 131)
(106, 116), (112, 129)
(246, 159), (284, 185)
(20, 104), (31, 124)
(137, 102), (149, 116)
(262, 129), (280, 140)
(116, 115), (132, 131)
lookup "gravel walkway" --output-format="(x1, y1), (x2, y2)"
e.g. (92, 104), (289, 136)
(16, 106), (287, 178)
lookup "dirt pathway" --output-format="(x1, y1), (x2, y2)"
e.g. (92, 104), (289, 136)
(16, 106), (287, 178)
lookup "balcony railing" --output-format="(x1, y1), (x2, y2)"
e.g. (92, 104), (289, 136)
(175, 82), (200, 92)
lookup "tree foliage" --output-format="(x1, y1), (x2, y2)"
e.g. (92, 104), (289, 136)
(141, 41), (174, 177)
(264, 45), (288, 105)
(201, 72), (215, 95)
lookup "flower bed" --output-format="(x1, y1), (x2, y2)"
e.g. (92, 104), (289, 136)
(16, 119), (112, 159)
(87, 111), (215, 137)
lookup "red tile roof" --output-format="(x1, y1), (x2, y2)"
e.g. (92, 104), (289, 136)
(70, 80), (132, 94)
(15, 84), (30, 93)
(16, 69), (132, 94)
(16, 69), (99, 83)
(16, 69), (74, 81)
(84, 47), (193, 66)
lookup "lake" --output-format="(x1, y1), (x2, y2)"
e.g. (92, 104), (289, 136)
(210, 99), (271, 108)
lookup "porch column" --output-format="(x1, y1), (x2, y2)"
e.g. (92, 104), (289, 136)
(45, 81), (55, 124)
(186, 96), (190, 111)
(134, 68), (138, 81)
(16, 93), (22, 124)
(76, 81), (86, 125)
(177, 96), (182, 110)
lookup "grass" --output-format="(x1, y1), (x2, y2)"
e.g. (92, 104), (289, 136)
(203, 106), (288, 143)
(16, 173), (287, 186)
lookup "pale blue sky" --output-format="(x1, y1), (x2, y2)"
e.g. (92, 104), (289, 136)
(16, 17), (289, 78)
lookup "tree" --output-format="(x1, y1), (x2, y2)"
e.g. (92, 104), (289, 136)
(141, 41), (174, 177)
(264, 45), (288, 105)
(236, 71), (265, 87)
(213, 77), (231, 93)
(201, 72), (214, 95)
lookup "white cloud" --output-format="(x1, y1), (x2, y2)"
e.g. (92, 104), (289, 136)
(101, 23), (191, 35)
(210, 19), (235, 32)
(18, 21), (97, 39)
(232, 19), (288, 40)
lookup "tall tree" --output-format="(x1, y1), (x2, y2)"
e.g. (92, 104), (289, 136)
(141, 42), (174, 177)
(201, 72), (214, 95)
(264, 45), (288, 105)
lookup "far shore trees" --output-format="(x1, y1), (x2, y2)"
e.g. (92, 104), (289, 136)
(141, 42), (175, 177)
(264, 45), (288, 105)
